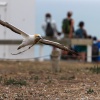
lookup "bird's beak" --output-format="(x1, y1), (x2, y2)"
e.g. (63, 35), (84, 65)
(39, 36), (43, 39)
(36, 36), (43, 40)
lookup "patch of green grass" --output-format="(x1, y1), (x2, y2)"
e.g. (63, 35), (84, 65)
(68, 75), (75, 80)
(34, 75), (39, 83)
(87, 88), (94, 94)
(60, 75), (75, 80)
(0, 76), (3, 83)
(47, 76), (52, 83)
(4, 78), (27, 86)
(87, 65), (100, 74)
(44, 76), (52, 84)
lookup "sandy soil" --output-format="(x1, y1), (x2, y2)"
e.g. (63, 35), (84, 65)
(0, 61), (100, 100)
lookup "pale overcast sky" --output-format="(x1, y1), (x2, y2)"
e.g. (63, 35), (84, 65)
(36, 0), (100, 39)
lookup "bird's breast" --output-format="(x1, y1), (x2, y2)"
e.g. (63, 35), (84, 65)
(25, 36), (35, 44)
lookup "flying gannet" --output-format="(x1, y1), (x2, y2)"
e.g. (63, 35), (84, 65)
(0, 20), (78, 55)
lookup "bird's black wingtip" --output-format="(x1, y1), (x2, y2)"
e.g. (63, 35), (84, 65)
(69, 49), (79, 56)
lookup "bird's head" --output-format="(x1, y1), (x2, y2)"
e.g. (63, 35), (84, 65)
(34, 34), (42, 39)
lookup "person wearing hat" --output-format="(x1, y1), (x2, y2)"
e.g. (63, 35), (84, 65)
(62, 11), (74, 38)
(74, 21), (88, 61)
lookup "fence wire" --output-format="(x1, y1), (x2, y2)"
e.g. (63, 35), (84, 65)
(0, 54), (100, 61)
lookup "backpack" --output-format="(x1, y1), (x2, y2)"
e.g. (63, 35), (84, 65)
(45, 22), (54, 37)
(62, 19), (71, 34)
(75, 29), (86, 38)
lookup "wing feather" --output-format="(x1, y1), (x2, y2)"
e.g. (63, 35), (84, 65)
(39, 39), (78, 55)
(0, 20), (29, 38)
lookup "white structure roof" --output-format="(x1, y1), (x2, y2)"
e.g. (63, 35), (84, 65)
(0, 2), (7, 6)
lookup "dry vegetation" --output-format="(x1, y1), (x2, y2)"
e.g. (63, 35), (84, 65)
(0, 60), (100, 100)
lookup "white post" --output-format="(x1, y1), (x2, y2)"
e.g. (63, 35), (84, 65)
(39, 45), (44, 62)
(51, 49), (61, 72)
(87, 45), (92, 62)
(32, 47), (35, 61)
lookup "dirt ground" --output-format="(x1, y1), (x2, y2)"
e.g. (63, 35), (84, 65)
(0, 60), (100, 100)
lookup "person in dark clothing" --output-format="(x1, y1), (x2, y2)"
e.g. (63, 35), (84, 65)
(75, 21), (87, 39)
(74, 21), (88, 61)
(92, 36), (99, 62)
(42, 13), (57, 38)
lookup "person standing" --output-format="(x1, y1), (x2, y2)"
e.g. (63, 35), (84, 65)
(42, 13), (57, 38)
(92, 37), (99, 62)
(74, 21), (88, 61)
(61, 11), (74, 59)
(62, 11), (74, 38)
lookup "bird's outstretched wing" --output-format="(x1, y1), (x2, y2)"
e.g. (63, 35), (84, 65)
(0, 20), (29, 38)
(39, 39), (78, 55)
(0, 19), (78, 55)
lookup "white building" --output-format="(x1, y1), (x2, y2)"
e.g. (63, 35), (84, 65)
(0, 0), (36, 59)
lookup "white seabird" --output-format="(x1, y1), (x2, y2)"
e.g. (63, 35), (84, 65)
(0, 20), (78, 55)
(17, 33), (42, 50)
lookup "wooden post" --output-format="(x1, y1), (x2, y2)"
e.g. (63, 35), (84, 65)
(51, 49), (61, 72)
(87, 45), (92, 62)
(39, 44), (44, 62)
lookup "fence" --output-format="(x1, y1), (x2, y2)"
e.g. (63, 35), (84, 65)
(0, 37), (93, 62)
